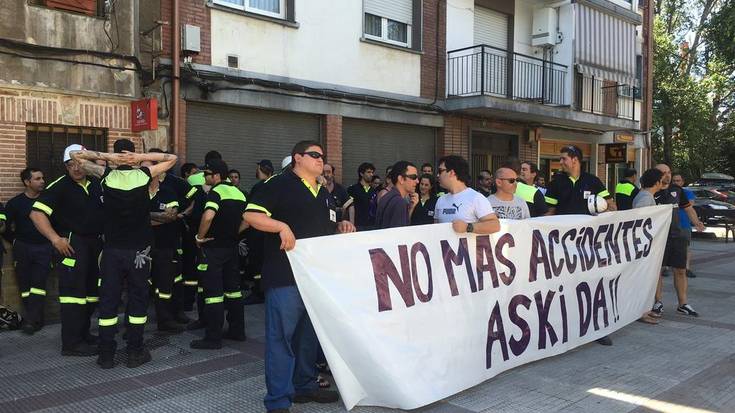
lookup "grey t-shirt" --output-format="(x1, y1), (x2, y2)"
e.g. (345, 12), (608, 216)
(632, 190), (656, 208)
(487, 194), (530, 220)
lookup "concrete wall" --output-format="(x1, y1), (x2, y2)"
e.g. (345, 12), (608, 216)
(210, 1), (422, 96)
(0, 0), (139, 97)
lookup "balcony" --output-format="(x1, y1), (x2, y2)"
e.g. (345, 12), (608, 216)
(447, 45), (567, 106)
(575, 75), (640, 121)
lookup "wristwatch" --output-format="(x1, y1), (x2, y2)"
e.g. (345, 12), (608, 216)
(466, 223), (474, 233)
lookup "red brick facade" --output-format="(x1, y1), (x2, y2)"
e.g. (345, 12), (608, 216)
(161, 0), (212, 65)
(421, 0), (447, 99)
(439, 115), (539, 163)
(323, 115), (343, 183)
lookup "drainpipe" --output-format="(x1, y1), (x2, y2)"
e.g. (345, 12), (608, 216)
(171, 0), (181, 155)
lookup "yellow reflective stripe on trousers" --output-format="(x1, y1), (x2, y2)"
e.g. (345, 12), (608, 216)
(174, 274), (183, 283)
(21, 291), (30, 298)
(184, 280), (198, 286)
(197, 264), (208, 271)
(128, 315), (147, 325)
(0, 213), (6, 220)
(158, 292), (172, 299)
(197, 287), (204, 293)
(30, 288), (47, 296)
(224, 291), (243, 299)
(99, 316), (118, 327)
(59, 296), (86, 305)
(205, 296), (224, 304)
(61, 258), (76, 267)
(86, 296), (99, 303)
(98, 278), (102, 287)
(177, 249), (183, 255)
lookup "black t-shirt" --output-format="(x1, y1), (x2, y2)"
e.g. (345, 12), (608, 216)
(615, 180), (640, 211)
(32, 174), (104, 237)
(545, 172), (610, 215)
(411, 195), (438, 225)
(327, 182), (350, 221)
(347, 182), (376, 229)
(4, 193), (49, 244)
(151, 184), (180, 249)
(476, 187), (492, 198)
(204, 182), (247, 248)
(161, 173), (194, 208)
(246, 169), (337, 290)
(655, 184), (690, 239)
(101, 166), (152, 249)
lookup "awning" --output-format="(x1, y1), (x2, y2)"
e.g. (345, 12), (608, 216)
(575, 3), (637, 86)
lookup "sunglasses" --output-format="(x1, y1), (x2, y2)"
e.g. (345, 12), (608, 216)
(437, 168), (448, 174)
(497, 178), (518, 184)
(203, 171), (213, 177)
(402, 174), (419, 180)
(300, 151), (325, 160)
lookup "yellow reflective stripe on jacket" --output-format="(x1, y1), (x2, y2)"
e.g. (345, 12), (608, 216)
(99, 316), (118, 327)
(187, 171), (206, 186)
(615, 182), (636, 196)
(197, 286), (204, 293)
(165, 201), (180, 209)
(86, 296), (99, 303)
(158, 292), (172, 299)
(60, 296), (86, 305)
(545, 196), (559, 205)
(30, 288), (47, 296)
(515, 182), (538, 204)
(224, 291), (243, 299)
(46, 175), (65, 189)
(197, 263), (208, 271)
(103, 169), (150, 190)
(21, 291), (30, 298)
(205, 296), (224, 304)
(205, 201), (219, 211)
(213, 184), (246, 202)
(186, 187), (198, 199)
(0, 213), (6, 221)
(61, 257), (76, 267)
(174, 274), (183, 283)
(33, 201), (53, 216)
(245, 203), (271, 217)
(128, 315), (147, 325)
(598, 189), (611, 198)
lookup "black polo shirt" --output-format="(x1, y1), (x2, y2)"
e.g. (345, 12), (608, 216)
(161, 173), (194, 208)
(327, 182), (349, 221)
(545, 172), (611, 215)
(246, 169), (337, 290)
(204, 182), (246, 248)
(516, 181), (549, 217)
(347, 182), (376, 229)
(101, 166), (152, 249)
(615, 180), (640, 211)
(32, 174), (104, 237)
(411, 195), (438, 225)
(655, 184), (690, 239)
(4, 193), (49, 244)
(151, 184), (180, 249)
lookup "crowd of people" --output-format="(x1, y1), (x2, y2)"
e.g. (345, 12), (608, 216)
(0, 140), (704, 413)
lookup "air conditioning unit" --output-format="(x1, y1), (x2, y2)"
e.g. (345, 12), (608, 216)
(532, 8), (557, 47)
(45, 0), (97, 16)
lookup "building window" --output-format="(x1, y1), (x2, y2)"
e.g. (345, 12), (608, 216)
(214, 0), (285, 19)
(363, 0), (414, 48)
(26, 124), (108, 179)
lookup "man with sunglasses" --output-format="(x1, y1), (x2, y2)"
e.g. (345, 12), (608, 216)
(375, 161), (420, 229)
(545, 145), (616, 346)
(245, 141), (355, 412)
(487, 167), (530, 219)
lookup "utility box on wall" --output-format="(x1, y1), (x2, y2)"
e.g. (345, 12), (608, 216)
(532, 8), (557, 47)
(182, 24), (201, 54)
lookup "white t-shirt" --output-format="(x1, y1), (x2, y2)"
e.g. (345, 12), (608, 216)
(434, 188), (495, 223)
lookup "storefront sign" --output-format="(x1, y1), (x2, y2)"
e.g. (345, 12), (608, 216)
(614, 133), (635, 143)
(131, 98), (158, 132)
(604, 143), (627, 163)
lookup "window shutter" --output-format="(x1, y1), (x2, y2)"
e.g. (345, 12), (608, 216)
(473, 6), (509, 50)
(364, 0), (413, 25)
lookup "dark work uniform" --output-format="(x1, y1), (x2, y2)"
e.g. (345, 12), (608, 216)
(160, 174), (194, 317)
(243, 179), (269, 298)
(544, 172), (611, 215)
(150, 185), (180, 326)
(516, 181), (549, 217)
(346, 182), (376, 231)
(183, 185), (208, 320)
(32, 175), (103, 351)
(411, 195), (438, 225)
(97, 166), (153, 354)
(615, 180), (640, 211)
(246, 169), (337, 411)
(5, 193), (53, 328)
(327, 182), (349, 221)
(655, 184), (691, 269)
(199, 182), (247, 344)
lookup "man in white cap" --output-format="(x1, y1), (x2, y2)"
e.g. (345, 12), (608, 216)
(30, 144), (105, 357)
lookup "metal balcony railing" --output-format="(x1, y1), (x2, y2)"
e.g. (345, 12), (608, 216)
(447, 45), (567, 106)
(574, 75), (639, 121)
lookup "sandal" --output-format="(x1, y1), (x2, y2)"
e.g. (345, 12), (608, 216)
(317, 374), (331, 389)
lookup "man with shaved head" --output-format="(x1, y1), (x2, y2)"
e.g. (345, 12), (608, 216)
(487, 167), (530, 220)
(652, 163), (704, 317)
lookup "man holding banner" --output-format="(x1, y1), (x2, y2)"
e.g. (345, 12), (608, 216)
(244, 140), (355, 413)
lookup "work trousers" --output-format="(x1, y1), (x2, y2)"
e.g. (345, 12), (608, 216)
(200, 246), (244, 343)
(13, 240), (53, 327)
(181, 229), (198, 309)
(57, 234), (101, 349)
(98, 247), (152, 352)
(151, 248), (175, 325)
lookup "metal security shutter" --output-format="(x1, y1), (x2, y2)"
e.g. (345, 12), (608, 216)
(186, 102), (320, 189)
(364, 0), (412, 24)
(473, 6), (508, 49)
(342, 119), (435, 186)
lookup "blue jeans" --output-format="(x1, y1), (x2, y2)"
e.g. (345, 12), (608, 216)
(264, 286), (319, 411)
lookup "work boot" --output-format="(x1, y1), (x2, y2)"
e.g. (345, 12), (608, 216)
(223, 330), (246, 342)
(84, 333), (100, 345)
(186, 319), (206, 330)
(175, 311), (191, 324)
(157, 321), (184, 334)
(293, 389), (340, 404)
(21, 321), (37, 336)
(97, 349), (116, 369)
(189, 339), (222, 350)
(126, 348), (152, 368)
(62, 342), (98, 357)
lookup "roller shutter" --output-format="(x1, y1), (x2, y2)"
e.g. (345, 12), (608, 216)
(186, 102), (321, 189)
(474, 7), (508, 49)
(342, 119), (435, 186)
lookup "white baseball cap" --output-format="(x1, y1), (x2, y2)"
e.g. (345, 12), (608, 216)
(587, 194), (609, 215)
(281, 155), (292, 169)
(63, 144), (86, 163)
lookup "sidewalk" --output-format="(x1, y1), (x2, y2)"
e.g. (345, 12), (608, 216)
(0, 239), (733, 413)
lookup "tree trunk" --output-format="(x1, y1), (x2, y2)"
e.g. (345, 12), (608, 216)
(663, 123), (673, 166)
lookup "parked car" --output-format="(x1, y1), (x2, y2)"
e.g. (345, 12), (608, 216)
(691, 172), (735, 191)
(687, 186), (735, 204)
(692, 198), (735, 226)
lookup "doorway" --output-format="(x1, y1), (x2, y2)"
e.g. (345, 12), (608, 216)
(471, 131), (517, 184)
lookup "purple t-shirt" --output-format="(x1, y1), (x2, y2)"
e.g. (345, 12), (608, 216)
(375, 188), (410, 229)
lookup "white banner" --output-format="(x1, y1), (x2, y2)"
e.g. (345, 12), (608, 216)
(287, 205), (672, 410)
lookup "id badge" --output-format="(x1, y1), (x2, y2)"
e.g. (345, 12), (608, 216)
(329, 209), (337, 222)
(583, 190), (591, 199)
